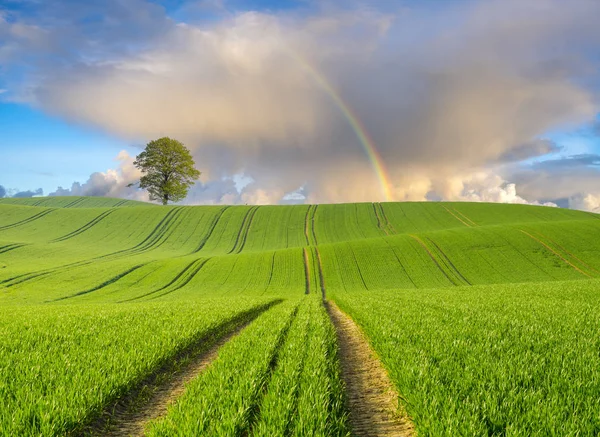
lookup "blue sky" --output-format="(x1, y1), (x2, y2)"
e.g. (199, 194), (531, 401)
(1, 0), (599, 208)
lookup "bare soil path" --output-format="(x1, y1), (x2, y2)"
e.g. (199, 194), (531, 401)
(85, 304), (277, 437)
(326, 301), (414, 437)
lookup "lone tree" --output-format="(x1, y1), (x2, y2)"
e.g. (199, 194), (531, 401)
(133, 137), (201, 205)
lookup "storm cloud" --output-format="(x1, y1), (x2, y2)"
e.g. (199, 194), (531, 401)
(4, 0), (600, 206)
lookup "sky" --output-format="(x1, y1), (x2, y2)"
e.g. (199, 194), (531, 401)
(0, 0), (599, 210)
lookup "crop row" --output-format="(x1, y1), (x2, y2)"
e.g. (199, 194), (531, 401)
(147, 295), (349, 436)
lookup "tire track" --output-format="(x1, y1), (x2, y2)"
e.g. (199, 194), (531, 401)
(0, 208), (56, 231)
(532, 231), (600, 276)
(443, 206), (472, 228)
(63, 197), (86, 208)
(303, 248), (311, 294)
(1, 208), (184, 288)
(123, 258), (211, 302)
(303, 205), (312, 245)
(372, 203), (388, 236)
(51, 210), (115, 242)
(265, 251), (276, 289)
(234, 206), (259, 253)
(326, 301), (414, 437)
(424, 237), (471, 285)
(520, 230), (593, 278)
(409, 235), (460, 286)
(0, 243), (26, 254)
(85, 301), (282, 437)
(348, 244), (369, 291)
(451, 207), (477, 226)
(148, 259), (211, 300)
(52, 264), (147, 301)
(192, 206), (230, 253)
(314, 246), (326, 299)
(309, 204), (319, 245)
(228, 207), (256, 254)
(112, 200), (129, 208)
(378, 204), (397, 234)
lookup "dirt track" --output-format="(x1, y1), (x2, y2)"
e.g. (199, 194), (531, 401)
(93, 319), (256, 437)
(326, 301), (413, 437)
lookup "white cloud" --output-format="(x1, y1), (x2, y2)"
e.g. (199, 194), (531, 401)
(49, 151), (147, 200)
(6, 0), (600, 205)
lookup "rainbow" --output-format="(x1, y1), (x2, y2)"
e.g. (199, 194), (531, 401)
(285, 51), (394, 202)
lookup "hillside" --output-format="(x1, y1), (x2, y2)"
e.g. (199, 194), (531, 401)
(0, 198), (598, 303)
(1, 197), (599, 436)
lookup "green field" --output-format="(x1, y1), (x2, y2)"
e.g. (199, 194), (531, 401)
(1, 196), (599, 436)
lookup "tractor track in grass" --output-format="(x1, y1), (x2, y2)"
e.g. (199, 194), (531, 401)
(309, 205), (319, 245)
(229, 206), (258, 254)
(443, 206), (472, 228)
(530, 230), (600, 276)
(52, 264), (147, 301)
(1, 208), (186, 288)
(0, 208), (56, 231)
(112, 199), (129, 207)
(326, 301), (413, 437)
(63, 197), (86, 208)
(303, 248), (311, 294)
(303, 205), (312, 245)
(122, 258), (211, 302)
(378, 204), (397, 234)
(314, 247), (326, 299)
(519, 230), (592, 278)
(409, 234), (460, 286)
(372, 203), (388, 235)
(84, 301), (281, 437)
(51, 210), (116, 242)
(451, 207), (477, 226)
(425, 237), (471, 285)
(192, 206), (230, 253)
(0, 243), (26, 254)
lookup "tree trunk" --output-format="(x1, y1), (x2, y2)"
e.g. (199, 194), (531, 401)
(162, 194), (168, 205)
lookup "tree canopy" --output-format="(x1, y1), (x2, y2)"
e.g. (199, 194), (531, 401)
(133, 137), (200, 205)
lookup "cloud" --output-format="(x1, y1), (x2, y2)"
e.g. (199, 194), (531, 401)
(497, 139), (562, 163)
(0, 185), (5, 198)
(12, 188), (43, 198)
(49, 151), (147, 200)
(6, 0), (600, 204)
(505, 153), (600, 211)
(569, 193), (600, 212)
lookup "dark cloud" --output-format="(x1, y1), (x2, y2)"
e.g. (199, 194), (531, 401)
(498, 139), (562, 163)
(0, 185), (5, 198)
(5, 0), (600, 205)
(530, 154), (600, 170)
(12, 188), (43, 198)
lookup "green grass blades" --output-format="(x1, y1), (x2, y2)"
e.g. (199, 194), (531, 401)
(147, 296), (349, 436)
(252, 296), (350, 437)
(0, 298), (274, 436)
(331, 280), (600, 436)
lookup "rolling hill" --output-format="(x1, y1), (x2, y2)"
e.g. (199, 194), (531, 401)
(1, 197), (599, 436)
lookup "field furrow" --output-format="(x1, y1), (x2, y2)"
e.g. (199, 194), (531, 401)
(327, 301), (413, 437)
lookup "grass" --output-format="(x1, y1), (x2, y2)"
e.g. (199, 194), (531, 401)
(331, 281), (600, 436)
(1, 196), (599, 435)
(0, 298), (275, 436)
